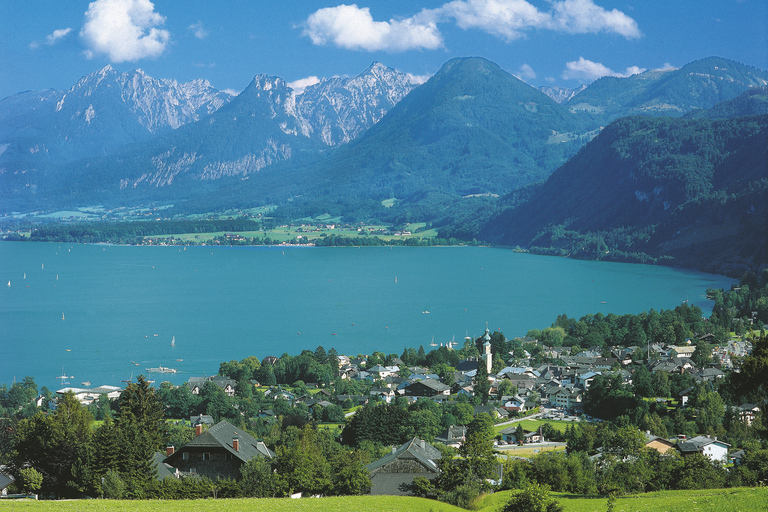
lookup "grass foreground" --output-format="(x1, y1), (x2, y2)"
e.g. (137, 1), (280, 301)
(3, 487), (768, 512)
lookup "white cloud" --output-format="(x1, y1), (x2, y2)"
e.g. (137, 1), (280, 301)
(189, 21), (208, 40)
(302, 4), (443, 52)
(288, 76), (322, 95)
(222, 89), (239, 97)
(407, 72), (432, 85)
(548, 0), (641, 38)
(303, 1), (640, 52)
(80, 0), (170, 62)
(656, 62), (677, 71)
(30, 27), (74, 49)
(47, 28), (74, 45)
(514, 63), (536, 81)
(561, 56), (645, 82)
(439, 0), (550, 41)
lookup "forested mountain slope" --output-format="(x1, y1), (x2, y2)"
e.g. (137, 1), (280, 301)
(481, 112), (768, 276)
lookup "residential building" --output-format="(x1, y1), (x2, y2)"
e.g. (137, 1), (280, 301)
(365, 438), (441, 495)
(164, 420), (274, 480)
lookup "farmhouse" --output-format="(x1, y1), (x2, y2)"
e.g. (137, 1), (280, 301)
(164, 420), (274, 480)
(366, 438), (442, 495)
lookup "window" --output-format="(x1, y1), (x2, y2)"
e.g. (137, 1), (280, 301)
(203, 452), (211, 461)
(182, 452), (189, 460)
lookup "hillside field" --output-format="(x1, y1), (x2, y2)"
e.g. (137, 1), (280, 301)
(3, 487), (768, 512)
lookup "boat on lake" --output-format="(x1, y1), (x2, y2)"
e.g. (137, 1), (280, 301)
(171, 336), (175, 347)
(146, 366), (177, 373)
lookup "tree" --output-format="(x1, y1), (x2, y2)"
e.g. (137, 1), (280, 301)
(273, 425), (332, 496)
(101, 469), (126, 499)
(17, 467), (42, 495)
(474, 360), (491, 404)
(503, 483), (564, 512)
(114, 375), (165, 495)
(731, 335), (768, 439)
(11, 391), (94, 497)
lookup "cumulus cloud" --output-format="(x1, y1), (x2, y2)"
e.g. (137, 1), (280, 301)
(439, 0), (550, 41)
(47, 28), (74, 45)
(30, 27), (74, 49)
(548, 0), (641, 38)
(407, 72), (432, 85)
(514, 63), (537, 81)
(189, 21), (208, 40)
(302, 4), (443, 52)
(302, 1), (640, 52)
(562, 56), (645, 82)
(288, 76), (322, 95)
(80, 0), (170, 62)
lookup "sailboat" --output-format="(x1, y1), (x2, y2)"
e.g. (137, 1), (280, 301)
(171, 336), (176, 347)
(6, 281), (9, 287)
(61, 313), (65, 320)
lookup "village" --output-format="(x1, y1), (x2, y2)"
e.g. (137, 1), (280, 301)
(4, 322), (757, 500)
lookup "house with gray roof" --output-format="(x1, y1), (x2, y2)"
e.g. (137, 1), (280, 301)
(164, 420), (274, 480)
(676, 435), (730, 463)
(365, 438), (441, 495)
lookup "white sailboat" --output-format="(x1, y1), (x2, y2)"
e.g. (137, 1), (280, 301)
(171, 336), (176, 347)
(6, 281), (9, 287)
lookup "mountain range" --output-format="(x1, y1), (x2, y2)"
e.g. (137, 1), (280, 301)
(1, 56), (766, 275)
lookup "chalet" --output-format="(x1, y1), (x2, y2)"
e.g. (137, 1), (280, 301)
(365, 438), (441, 495)
(434, 425), (467, 448)
(676, 435), (730, 463)
(692, 367), (725, 382)
(336, 394), (369, 407)
(678, 386), (695, 407)
(262, 356), (279, 365)
(643, 433), (676, 454)
(370, 387), (396, 403)
(403, 379), (450, 397)
(576, 371), (600, 389)
(186, 376), (236, 397)
(367, 364), (399, 379)
(190, 414), (214, 427)
(738, 404), (760, 425)
(499, 426), (542, 444)
(472, 405), (509, 420)
(164, 420), (274, 480)
(669, 345), (696, 358)
(547, 387), (583, 411)
(501, 395), (529, 413)
(0, 467), (13, 496)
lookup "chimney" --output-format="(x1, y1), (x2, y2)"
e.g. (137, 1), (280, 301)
(166, 445), (175, 456)
(195, 424), (202, 437)
(233, 437), (239, 452)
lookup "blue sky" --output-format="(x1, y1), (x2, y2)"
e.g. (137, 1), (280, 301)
(1, 0), (766, 99)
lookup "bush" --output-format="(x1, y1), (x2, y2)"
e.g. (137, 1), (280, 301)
(503, 483), (564, 512)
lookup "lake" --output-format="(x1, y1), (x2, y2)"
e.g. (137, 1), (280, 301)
(0, 242), (734, 391)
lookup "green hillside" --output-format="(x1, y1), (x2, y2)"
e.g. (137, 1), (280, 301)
(4, 487), (768, 511)
(481, 113), (768, 275)
(568, 57), (768, 121)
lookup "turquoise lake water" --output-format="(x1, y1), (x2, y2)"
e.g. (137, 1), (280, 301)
(0, 242), (735, 391)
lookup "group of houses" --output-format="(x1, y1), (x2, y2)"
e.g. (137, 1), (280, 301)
(34, 328), (756, 497)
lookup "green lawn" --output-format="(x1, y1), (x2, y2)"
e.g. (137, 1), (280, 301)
(6, 488), (767, 512)
(0, 495), (464, 512)
(495, 419), (572, 434)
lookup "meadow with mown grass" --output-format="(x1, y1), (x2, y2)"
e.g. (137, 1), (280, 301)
(4, 487), (768, 512)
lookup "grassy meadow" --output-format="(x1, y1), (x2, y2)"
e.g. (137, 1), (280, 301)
(4, 487), (768, 512)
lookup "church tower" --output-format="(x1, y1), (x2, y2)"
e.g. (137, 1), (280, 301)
(483, 324), (492, 374)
